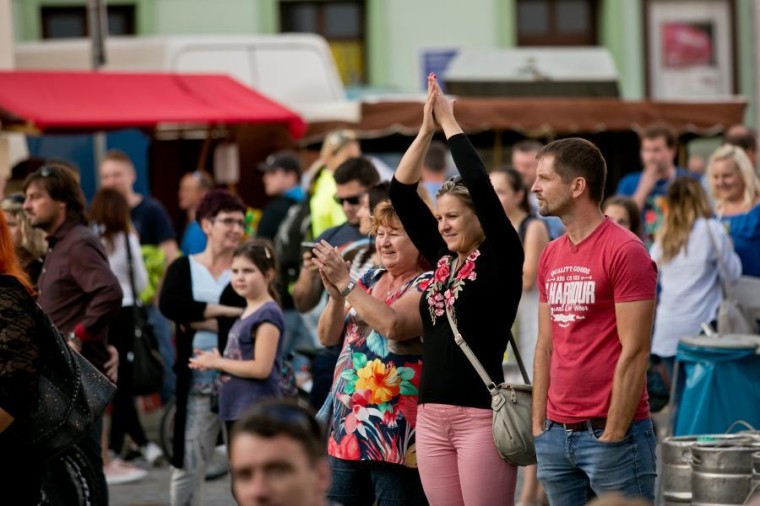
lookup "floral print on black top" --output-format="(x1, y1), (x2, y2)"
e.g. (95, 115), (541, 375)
(426, 250), (480, 325)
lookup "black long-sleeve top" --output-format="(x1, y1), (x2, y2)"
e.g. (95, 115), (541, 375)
(389, 134), (524, 409)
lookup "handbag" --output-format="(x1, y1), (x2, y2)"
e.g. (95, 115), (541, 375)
(10, 305), (116, 457)
(125, 233), (165, 395)
(705, 222), (757, 335)
(445, 302), (536, 466)
(646, 355), (670, 413)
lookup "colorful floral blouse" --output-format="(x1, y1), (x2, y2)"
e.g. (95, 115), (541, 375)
(327, 268), (432, 467)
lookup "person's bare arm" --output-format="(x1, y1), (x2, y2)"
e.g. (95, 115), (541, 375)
(189, 323), (281, 379)
(203, 304), (243, 319)
(189, 320), (219, 333)
(601, 299), (655, 441)
(316, 278), (348, 346)
(532, 303), (553, 436)
(522, 220), (550, 292)
(0, 408), (13, 434)
(394, 76), (437, 184)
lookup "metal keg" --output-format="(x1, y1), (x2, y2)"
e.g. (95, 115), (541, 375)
(750, 452), (760, 502)
(690, 439), (760, 505)
(662, 436), (699, 503)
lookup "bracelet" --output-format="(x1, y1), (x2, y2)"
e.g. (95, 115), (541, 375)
(340, 280), (356, 298)
(67, 332), (82, 348)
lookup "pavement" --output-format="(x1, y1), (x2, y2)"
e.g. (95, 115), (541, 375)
(106, 408), (235, 506)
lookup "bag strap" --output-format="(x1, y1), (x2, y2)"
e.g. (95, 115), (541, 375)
(704, 220), (735, 302)
(444, 257), (531, 389)
(124, 233), (145, 326)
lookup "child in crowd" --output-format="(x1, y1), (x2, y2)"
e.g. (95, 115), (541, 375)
(189, 239), (285, 434)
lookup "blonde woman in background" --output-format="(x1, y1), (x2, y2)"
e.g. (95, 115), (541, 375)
(1, 193), (47, 287)
(706, 144), (760, 278)
(650, 178), (741, 382)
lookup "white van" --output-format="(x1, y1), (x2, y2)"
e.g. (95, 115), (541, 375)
(14, 34), (359, 123)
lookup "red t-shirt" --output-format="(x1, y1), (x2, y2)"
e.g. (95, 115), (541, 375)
(538, 218), (657, 423)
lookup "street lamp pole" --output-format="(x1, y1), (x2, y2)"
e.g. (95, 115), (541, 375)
(87, 0), (108, 183)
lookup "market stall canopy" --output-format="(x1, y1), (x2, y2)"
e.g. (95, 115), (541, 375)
(304, 97), (746, 143)
(0, 71), (307, 138)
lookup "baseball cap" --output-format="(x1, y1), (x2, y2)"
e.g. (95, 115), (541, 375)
(258, 150), (301, 175)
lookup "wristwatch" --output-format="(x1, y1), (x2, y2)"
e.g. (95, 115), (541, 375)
(340, 280), (356, 298)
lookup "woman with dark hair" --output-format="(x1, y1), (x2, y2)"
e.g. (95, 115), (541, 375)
(490, 166), (549, 506)
(0, 210), (44, 505)
(602, 196), (643, 239)
(159, 189), (247, 506)
(312, 200), (432, 505)
(90, 188), (161, 479)
(389, 75), (523, 505)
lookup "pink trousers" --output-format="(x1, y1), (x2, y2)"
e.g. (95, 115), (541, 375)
(416, 403), (517, 506)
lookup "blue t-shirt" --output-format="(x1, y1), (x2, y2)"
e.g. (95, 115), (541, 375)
(131, 196), (176, 246)
(219, 301), (285, 421)
(616, 167), (697, 245)
(180, 220), (207, 255)
(720, 203), (760, 277)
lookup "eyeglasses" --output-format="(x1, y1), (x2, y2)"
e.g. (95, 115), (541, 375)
(334, 194), (363, 206)
(212, 217), (245, 228)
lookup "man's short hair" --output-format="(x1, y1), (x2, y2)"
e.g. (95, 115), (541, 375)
(512, 139), (544, 155)
(101, 149), (134, 168)
(641, 123), (677, 149)
(23, 163), (87, 224)
(723, 124), (758, 153)
(196, 189), (247, 222)
(423, 141), (448, 173)
(333, 157), (380, 187)
(537, 138), (607, 204)
(231, 400), (326, 464)
(187, 170), (215, 191)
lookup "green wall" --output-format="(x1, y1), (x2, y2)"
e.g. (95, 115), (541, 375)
(599, 0), (645, 99)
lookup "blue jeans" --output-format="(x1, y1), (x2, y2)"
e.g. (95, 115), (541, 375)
(535, 418), (656, 505)
(328, 457), (428, 506)
(146, 304), (176, 403)
(282, 309), (316, 370)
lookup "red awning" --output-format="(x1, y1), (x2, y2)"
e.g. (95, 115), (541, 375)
(0, 71), (306, 138)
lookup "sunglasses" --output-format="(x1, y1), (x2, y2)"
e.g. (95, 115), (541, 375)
(447, 175), (463, 185)
(212, 217), (245, 228)
(334, 194), (363, 206)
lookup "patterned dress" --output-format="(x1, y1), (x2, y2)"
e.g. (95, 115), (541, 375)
(327, 268), (432, 467)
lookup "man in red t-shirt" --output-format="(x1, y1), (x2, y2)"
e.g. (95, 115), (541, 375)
(531, 138), (658, 503)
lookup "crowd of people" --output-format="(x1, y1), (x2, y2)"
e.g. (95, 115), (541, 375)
(1, 72), (760, 506)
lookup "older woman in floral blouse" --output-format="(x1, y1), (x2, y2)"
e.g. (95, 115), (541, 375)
(312, 200), (432, 506)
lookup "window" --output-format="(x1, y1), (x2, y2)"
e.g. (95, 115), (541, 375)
(41, 5), (136, 39)
(280, 1), (365, 85)
(517, 0), (597, 46)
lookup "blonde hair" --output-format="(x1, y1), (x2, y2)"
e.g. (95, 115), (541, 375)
(706, 144), (760, 211)
(0, 194), (48, 259)
(656, 178), (711, 263)
(319, 129), (358, 161)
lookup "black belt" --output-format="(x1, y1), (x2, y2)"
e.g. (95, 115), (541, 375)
(550, 418), (607, 431)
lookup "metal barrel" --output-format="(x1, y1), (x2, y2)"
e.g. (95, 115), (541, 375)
(690, 439), (760, 505)
(662, 436), (699, 503)
(750, 452), (760, 503)
(661, 435), (748, 503)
